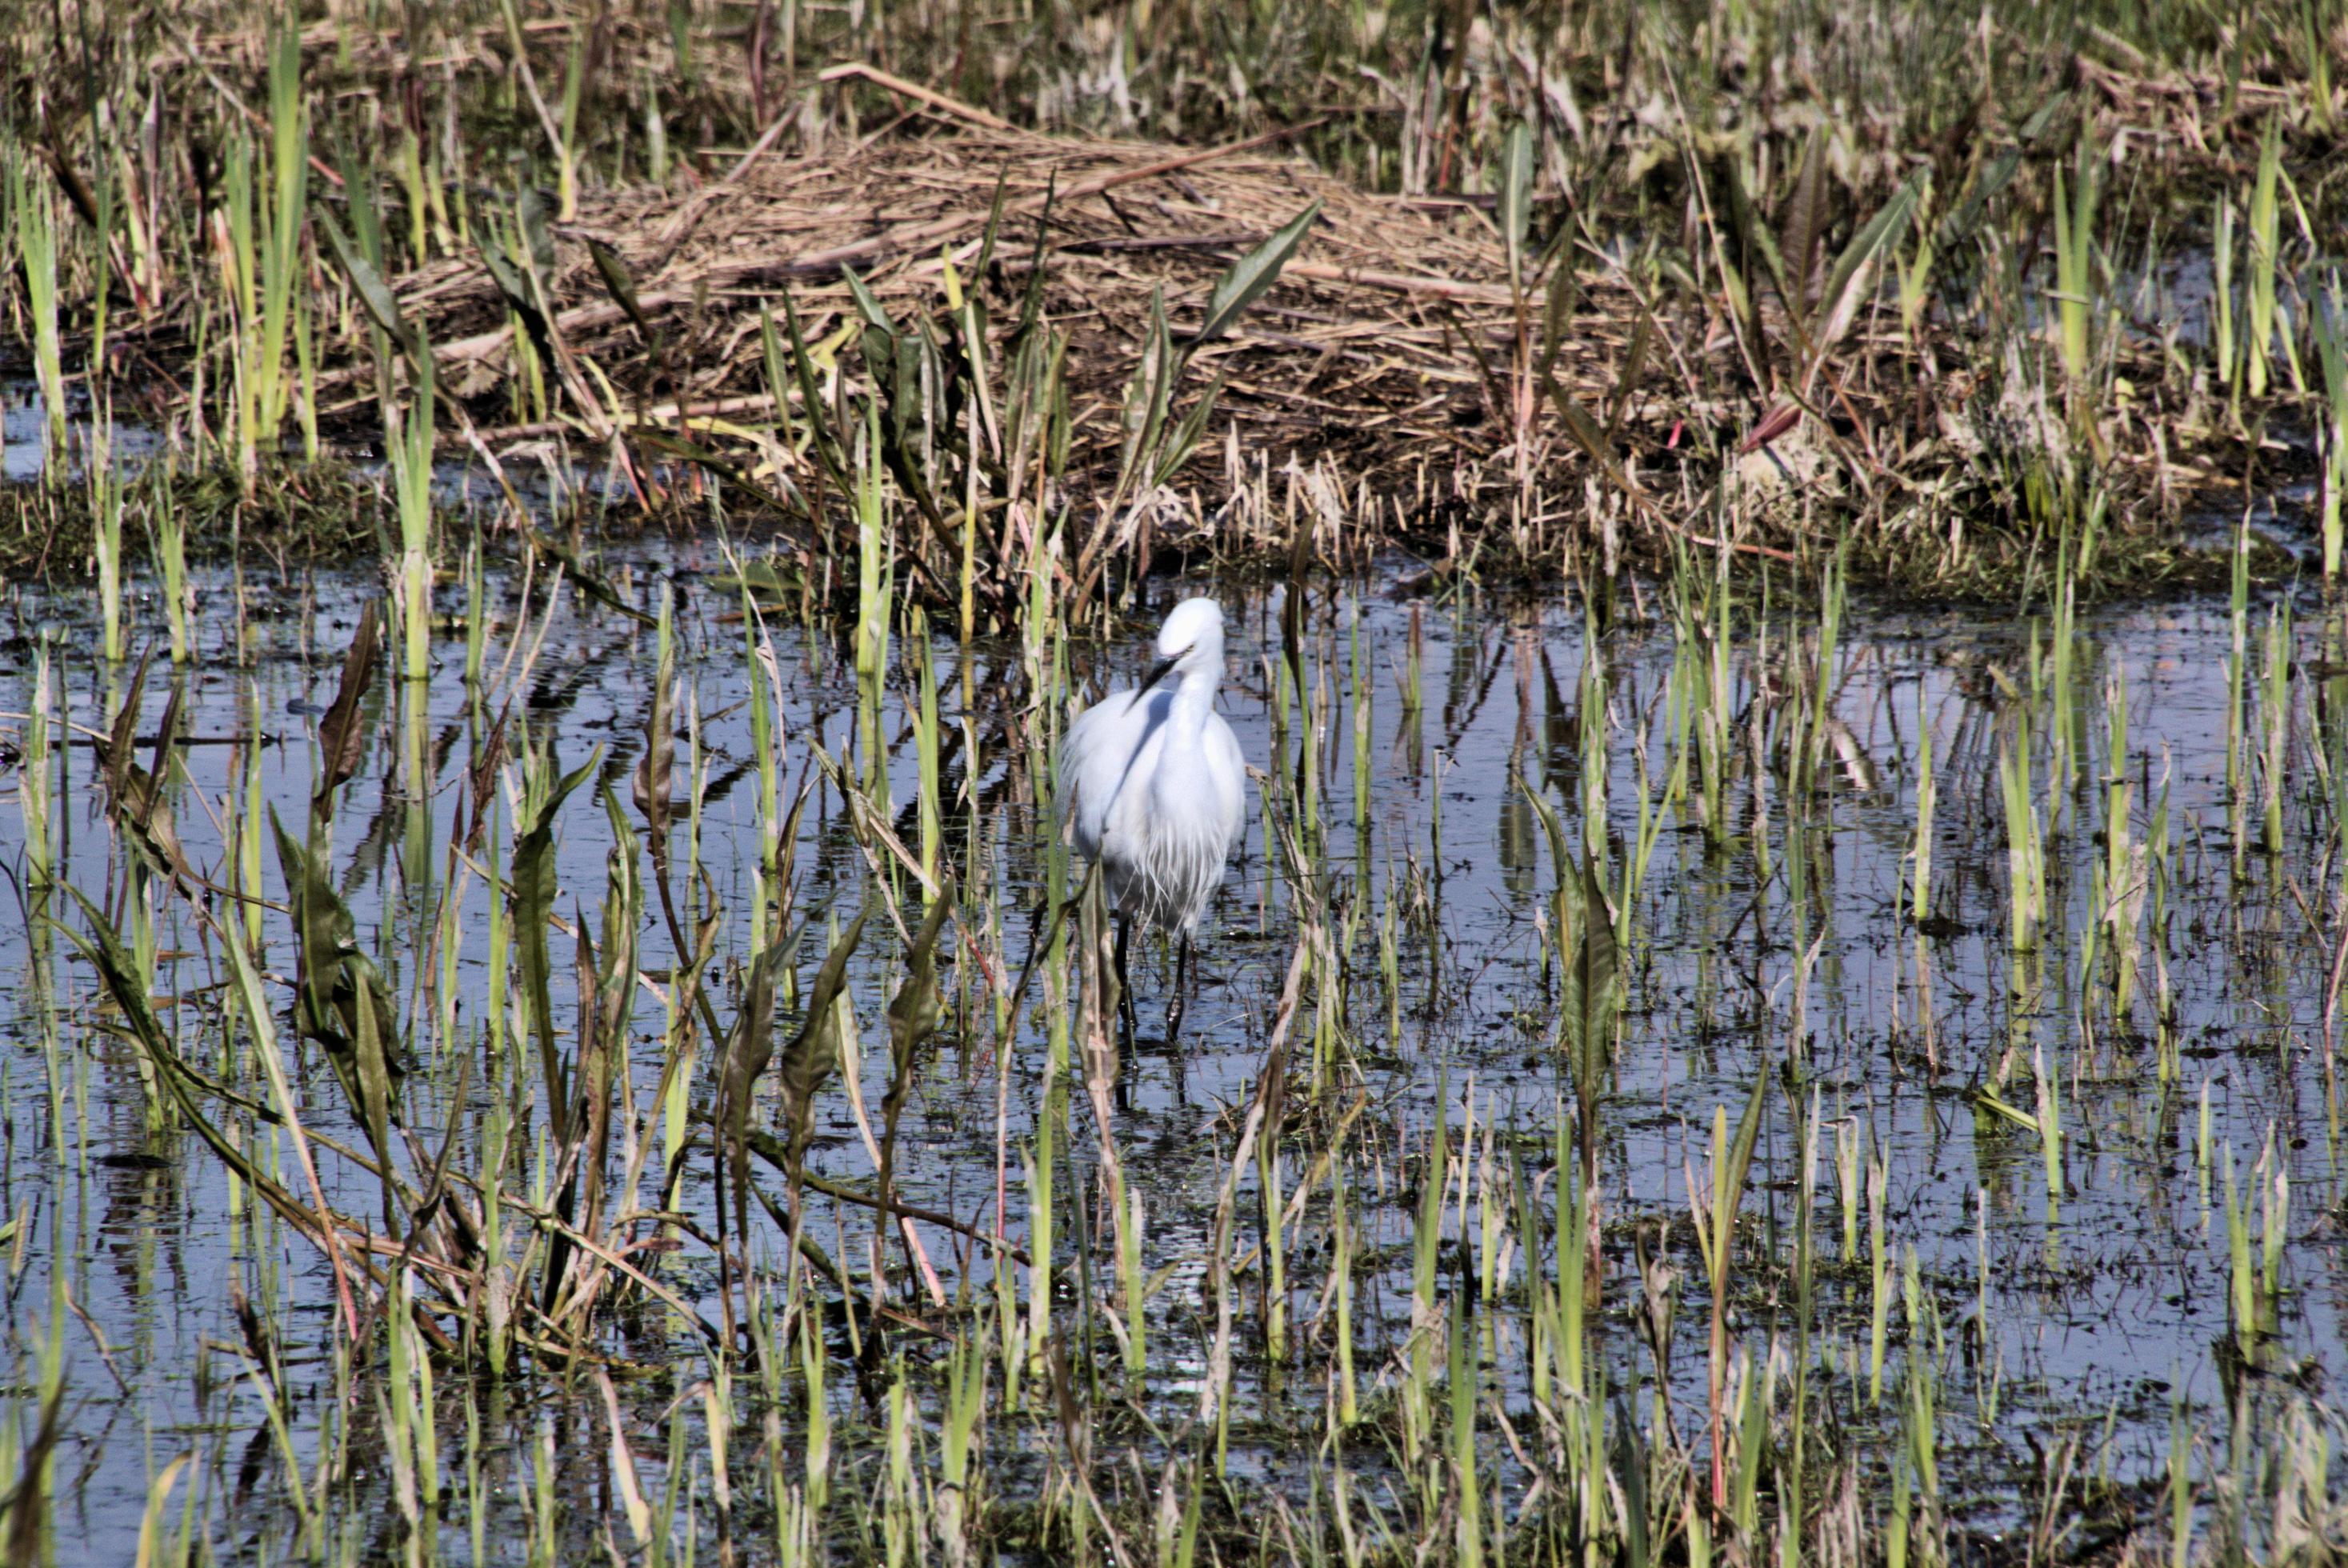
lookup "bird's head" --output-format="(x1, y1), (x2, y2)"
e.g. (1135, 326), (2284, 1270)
(1139, 597), (1226, 693)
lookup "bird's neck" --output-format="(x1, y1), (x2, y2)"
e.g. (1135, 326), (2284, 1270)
(1158, 664), (1217, 748)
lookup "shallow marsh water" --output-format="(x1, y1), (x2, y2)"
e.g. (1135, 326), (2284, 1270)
(0, 532), (2342, 1562)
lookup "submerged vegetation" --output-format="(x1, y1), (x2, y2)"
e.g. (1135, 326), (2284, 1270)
(0, 1), (2346, 1565)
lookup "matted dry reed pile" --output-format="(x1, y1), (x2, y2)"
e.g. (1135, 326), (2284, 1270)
(383, 118), (1630, 529)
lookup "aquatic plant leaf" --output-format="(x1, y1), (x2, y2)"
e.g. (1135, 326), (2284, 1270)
(342, 948), (402, 1197)
(145, 679), (182, 792)
(1150, 365), (1226, 490)
(512, 746), (602, 1138)
(596, 788), (643, 1051)
(480, 235), (560, 375)
(1811, 172), (1923, 362)
(973, 163), (1012, 282)
(1605, 307), (1655, 445)
(887, 891), (954, 1070)
(1713, 1071), (1768, 1268)
(586, 235), (654, 342)
(462, 701), (511, 855)
(1562, 858), (1618, 1069)
(270, 807), (405, 1170)
(1778, 126), (1827, 321)
(101, 646), (150, 806)
(1500, 121), (1534, 286)
(516, 184), (558, 286)
(1538, 242), (1583, 382)
(1114, 288), (1176, 506)
(1934, 95), (2064, 256)
(775, 290), (850, 494)
(1718, 151), (1784, 295)
(312, 598), (379, 818)
(318, 206), (420, 368)
(841, 263), (898, 369)
(1541, 366), (1642, 502)
(52, 883), (269, 1123)
(97, 655), (194, 888)
(775, 908), (872, 1168)
(1194, 198), (1321, 346)
(631, 637), (676, 847)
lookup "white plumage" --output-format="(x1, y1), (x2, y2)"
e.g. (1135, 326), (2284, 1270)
(1058, 598), (1246, 1035)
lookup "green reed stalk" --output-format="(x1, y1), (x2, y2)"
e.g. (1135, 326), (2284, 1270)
(2222, 1150), (2256, 1354)
(2053, 134), (2096, 387)
(2227, 518), (2250, 864)
(20, 636), (51, 890)
(390, 352), (438, 682)
(258, 22), (307, 444)
(10, 154), (66, 462)
(2105, 670), (2138, 1016)
(2214, 195), (2238, 386)
(2258, 1139), (2288, 1310)
(936, 1326), (986, 1567)
(2316, 278), (2348, 578)
(914, 606), (943, 890)
(1912, 680), (1935, 922)
(1260, 1126), (1288, 1362)
(397, 130), (429, 262)
(1351, 620), (1372, 840)
(2168, 1385), (2194, 1568)
(1578, 625), (1609, 873)
(1999, 712), (2041, 954)
(1119, 1178), (1146, 1380)
(147, 467), (190, 664)
(90, 404), (125, 662)
(1333, 1150), (1358, 1426)
(1730, 1353), (1766, 1539)
(2244, 116), (2282, 399)
(798, 1294), (832, 1514)
(222, 130), (264, 474)
(1448, 1305), (1482, 1568)
(2261, 603), (2290, 857)
(1026, 1129), (1055, 1394)
(1868, 1151), (1890, 1404)
(1695, 1082), (1766, 1507)
(1836, 1118), (1862, 1262)
(1405, 1098), (1446, 1462)
(2034, 1042), (2063, 1223)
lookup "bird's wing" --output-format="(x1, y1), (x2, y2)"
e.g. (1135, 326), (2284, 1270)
(1206, 714), (1250, 854)
(1057, 690), (1133, 855)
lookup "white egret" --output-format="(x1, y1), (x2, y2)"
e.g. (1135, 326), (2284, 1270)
(1057, 596), (1246, 1040)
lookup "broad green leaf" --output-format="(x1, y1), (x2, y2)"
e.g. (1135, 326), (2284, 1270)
(1194, 198), (1322, 346)
(774, 907), (872, 1168)
(516, 183), (558, 286)
(1151, 365), (1228, 490)
(586, 235), (655, 342)
(312, 599), (379, 818)
(1812, 172), (1924, 361)
(1778, 126), (1827, 322)
(1501, 122), (1534, 286)
(841, 264), (898, 338)
(511, 744), (602, 1139)
(318, 206), (409, 349)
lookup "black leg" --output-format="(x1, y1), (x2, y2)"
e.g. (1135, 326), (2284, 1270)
(1114, 914), (1137, 1044)
(1163, 934), (1191, 1044)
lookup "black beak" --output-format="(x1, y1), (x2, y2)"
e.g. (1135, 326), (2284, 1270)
(1138, 648), (1186, 694)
